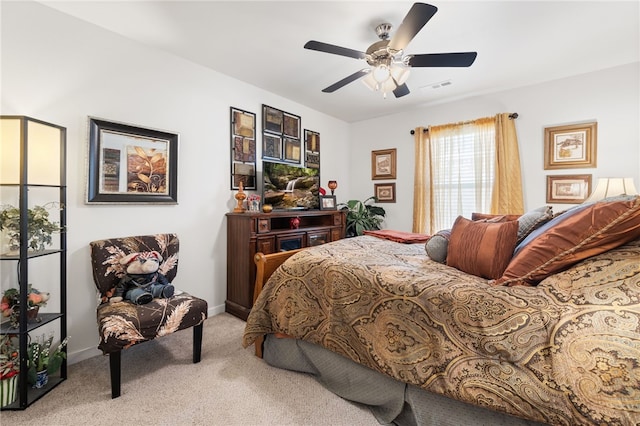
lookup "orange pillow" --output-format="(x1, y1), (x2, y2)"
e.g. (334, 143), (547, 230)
(493, 196), (640, 286)
(446, 216), (519, 279)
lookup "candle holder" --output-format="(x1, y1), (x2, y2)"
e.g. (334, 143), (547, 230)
(328, 180), (338, 195)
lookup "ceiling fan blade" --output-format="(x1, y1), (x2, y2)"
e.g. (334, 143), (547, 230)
(388, 3), (438, 52)
(322, 69), (369, 93)
(408, 52), (478, 67)
(304, 40), (366, 60)
(393, 83), (410, 98)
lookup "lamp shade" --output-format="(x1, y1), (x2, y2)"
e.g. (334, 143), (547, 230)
(585, 178), (638, 202)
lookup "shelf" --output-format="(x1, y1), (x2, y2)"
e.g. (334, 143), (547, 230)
(0, 249), (63, 261)
(1, 375), (66, 410)
(1, 115), (67, 411)
(0, 313), (64, 334)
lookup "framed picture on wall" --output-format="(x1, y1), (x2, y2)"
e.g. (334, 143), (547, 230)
(374, 182), (396, 203)
(544, 122), (597, 169)
(230, 107), (257, 190)
(304, 129), (320, 169)
(371, 149), (397, 180)
(546, 174), (592, 203)
(87, 117), (178, 204)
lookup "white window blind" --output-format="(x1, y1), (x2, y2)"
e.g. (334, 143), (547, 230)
(430, 121), (495, 230)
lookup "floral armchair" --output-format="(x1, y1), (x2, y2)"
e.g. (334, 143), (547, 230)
(89, 233), (208, 398)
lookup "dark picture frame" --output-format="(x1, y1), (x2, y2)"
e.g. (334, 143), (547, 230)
(544, 122), (597, 170)
(546, 174), (592, 203)
(283, 112), (301, 139)
(262, 104), (302, 165)
(263, 134), (282, 160)
(320, 195), (337, 210)
(304, 129), (320, 169)
(230, 107), (257, 190)
(372, 148), (397, 180)
(374, 182), (396, 203)
(263, 104), (283, 134)
(283, 138), (301, 163)
(87, 117), (178, 204)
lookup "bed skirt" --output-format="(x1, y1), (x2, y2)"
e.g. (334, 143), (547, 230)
(263, 335), (546, 426)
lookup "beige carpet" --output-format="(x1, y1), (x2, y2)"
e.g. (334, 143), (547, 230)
(0, 313), (375, 426)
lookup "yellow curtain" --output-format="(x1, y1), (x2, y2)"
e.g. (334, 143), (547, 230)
(412, 114), (524, 233)
(491, 113), (524, 214)
(412, 127), (429, 233)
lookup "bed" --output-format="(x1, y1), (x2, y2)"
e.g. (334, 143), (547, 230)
(243, 196), (640, 425)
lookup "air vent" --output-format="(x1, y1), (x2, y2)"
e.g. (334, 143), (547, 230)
(420, 79), (453, 90)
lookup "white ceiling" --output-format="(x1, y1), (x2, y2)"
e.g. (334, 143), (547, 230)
(39, 1), (639, 123)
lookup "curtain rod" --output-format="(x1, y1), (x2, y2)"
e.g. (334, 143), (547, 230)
(409, 112), (519, 135)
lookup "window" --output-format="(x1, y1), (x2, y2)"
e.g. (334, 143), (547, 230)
(429, 119), (496, 230)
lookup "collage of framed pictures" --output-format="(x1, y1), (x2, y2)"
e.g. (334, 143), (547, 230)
(304, 129), (320, 169)
(544, 121), (597, 203)
(230, 107), (257, 190)
(262, 104), (301, 164)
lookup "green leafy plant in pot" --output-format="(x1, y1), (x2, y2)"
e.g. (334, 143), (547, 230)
(338, 196), (386, 237)
(27, 333), (68, 388)
(0, 203), (62, 253)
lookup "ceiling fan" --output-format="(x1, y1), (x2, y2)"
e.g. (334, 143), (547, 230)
(304, 3), (477, 98)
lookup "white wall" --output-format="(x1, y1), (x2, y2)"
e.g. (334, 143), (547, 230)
(350, 62), (640, 231)
(0, 1), (351, 362)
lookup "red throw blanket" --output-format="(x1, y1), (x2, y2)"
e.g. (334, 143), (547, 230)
(363, 229), (431, 243)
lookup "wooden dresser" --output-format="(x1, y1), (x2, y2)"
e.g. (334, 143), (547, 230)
(226, 209), (346, 320)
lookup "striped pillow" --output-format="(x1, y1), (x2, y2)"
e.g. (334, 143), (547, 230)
(446, 216), (519, 279)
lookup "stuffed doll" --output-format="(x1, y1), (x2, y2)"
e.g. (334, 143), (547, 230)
(111, 251), (174, 305)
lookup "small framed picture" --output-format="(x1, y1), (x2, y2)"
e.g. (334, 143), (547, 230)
(544, 122), (597, 169)
(374, 183), (396, 203)
(320, 195), (337, 210)
(546, 174), (591, 203)
(371, 149), (397, 180)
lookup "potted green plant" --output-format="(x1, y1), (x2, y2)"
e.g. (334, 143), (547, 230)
(0, 203), (62, 253)
(338, 196), (386, 237)
(27, 333), (68, 389)
(0, 334), (19, 407)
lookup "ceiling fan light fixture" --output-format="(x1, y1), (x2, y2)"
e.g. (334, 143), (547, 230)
(361, 72), (378, 91)
(372, 64), (391, 83)
(390, 64), (410, 85)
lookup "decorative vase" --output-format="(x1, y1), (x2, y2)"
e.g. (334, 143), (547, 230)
(33, 369), (48, 389)
(27, 305), (40, 321)
(0, 375), (18, 407)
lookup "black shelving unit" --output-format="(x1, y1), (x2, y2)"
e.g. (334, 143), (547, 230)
(0, 116), (67, 410)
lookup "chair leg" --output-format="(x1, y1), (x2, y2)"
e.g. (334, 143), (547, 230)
(193, 323), (203, 363)
(109, 351), (122, 399)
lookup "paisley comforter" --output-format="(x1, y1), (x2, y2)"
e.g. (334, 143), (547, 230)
(243, 236), (640, 425)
